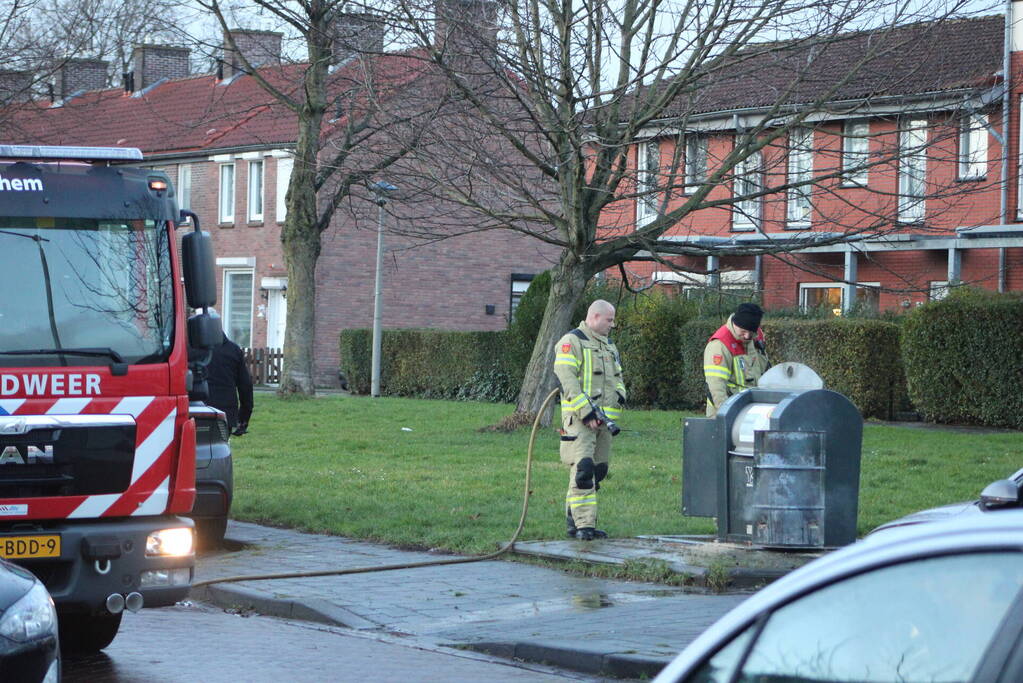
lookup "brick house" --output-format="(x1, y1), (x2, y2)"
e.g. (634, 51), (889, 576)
(2, 23), (559, 387)
(609, 12), (1023, 313)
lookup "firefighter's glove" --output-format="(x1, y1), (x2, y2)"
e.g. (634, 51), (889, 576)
(232, 422), (248, 437)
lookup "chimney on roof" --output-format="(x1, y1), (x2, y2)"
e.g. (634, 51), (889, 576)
(330, 13), (386, 65)
(132, 44), (190, 92)
(58, 58), (109, 99)
(434, 0), (499, 53)
(222, 29), (283, 78)
(0, 70), (34, 103)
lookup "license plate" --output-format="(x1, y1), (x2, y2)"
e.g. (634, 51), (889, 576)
(0, 535), (60, 559)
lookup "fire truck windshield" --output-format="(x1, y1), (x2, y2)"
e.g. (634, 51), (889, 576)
(0, 217), (174, 367)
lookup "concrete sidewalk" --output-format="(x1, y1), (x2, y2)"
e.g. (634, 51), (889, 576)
(190, 522), (793, 679)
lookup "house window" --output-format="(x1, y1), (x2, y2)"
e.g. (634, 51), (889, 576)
(248, 160), (264, 222)
(841, 120), (869, 186)
(958, 113), (987, 180)
(787, 128), (814, 227)
(733, 148), (762, 231)
(509, 273), (534, 319)
(636, 140), (659, 226)
(276, 156), (294, 222)
(898, 119), (928, 224)
(223, 269), (254, 347)
(219, 163), (235, 224)
(800, 282), (880, 315)
(685, 133), (709, 187)
(929, 281), (950, 301)
(177, 164), (191, 212)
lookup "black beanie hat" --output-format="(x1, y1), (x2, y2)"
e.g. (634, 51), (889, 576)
(732, 303), (763, 331)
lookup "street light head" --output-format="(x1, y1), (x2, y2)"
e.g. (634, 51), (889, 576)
(370, 180), (398, 205)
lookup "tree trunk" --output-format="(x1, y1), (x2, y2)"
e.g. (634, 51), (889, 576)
(278, 224), (320, 396)
(277, 80), (326, 396)
(515, 254), (590, 422)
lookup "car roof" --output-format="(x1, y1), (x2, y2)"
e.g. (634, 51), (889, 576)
(655, 509), (1023, 682)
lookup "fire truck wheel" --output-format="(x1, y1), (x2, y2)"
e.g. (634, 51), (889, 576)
(59, 611), (123, 654)
(195, 517), (228, 550)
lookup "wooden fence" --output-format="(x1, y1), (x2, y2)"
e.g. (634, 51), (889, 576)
(244, 347), (284, 385)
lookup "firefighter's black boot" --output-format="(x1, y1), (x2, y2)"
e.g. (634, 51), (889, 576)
(576, 528), (608, 541)
(566, 512), (578, 538)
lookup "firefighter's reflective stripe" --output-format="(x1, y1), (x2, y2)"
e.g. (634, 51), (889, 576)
(604, 406), (622, 420)
(730, 356), (746, 390)
(582, 348), (593, 395)
(554, 353), (579, 368)
(568, 492), (597, 508)
(561, 393), (588, 411)
(704, 364), (730, 379)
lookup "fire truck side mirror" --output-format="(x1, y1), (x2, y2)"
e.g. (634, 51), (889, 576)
(181, 229), (217, 310)
(188, 310), (223, 351)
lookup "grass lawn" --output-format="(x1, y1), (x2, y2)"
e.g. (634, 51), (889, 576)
(230, 393), (1023, 555)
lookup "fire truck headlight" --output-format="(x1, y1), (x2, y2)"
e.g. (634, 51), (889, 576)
(146, 528), (194, 557)
(0, 582), (57, 642)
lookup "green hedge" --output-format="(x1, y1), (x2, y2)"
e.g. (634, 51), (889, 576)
(902, 289), (1023, 428)
(339, 329), (516, 401)
(679, 317), (906, 419)
(614, 292), (699, 409)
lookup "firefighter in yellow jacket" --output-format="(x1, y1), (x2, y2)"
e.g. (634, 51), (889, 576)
(704, 303), (770, 417)
(553, 300), (626, 541)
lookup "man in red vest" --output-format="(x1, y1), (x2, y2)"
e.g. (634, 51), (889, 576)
(703, 303), (770, 417)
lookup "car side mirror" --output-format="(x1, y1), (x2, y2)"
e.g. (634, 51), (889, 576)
(188, 310), (222, 351)
(979, 479), (1022, 510)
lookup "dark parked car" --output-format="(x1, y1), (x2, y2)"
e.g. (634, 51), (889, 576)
(654, 510), (1023, 683)
(0, 556), (59, 681)
(187, 403), (233, 548)
(869, 466), (1023, 536)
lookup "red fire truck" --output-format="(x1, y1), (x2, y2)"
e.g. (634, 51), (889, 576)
(0, 145), (220, 653)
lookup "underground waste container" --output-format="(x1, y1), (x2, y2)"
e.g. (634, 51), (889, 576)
(682, 362), (862, 549)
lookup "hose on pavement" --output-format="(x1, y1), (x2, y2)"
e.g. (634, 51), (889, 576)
(191, 388), (561, 589)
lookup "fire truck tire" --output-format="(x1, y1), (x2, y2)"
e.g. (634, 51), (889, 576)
(59, 611), (122, 654)
(195, 517), (228, 550)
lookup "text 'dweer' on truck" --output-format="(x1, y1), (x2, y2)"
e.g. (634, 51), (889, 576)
(0, 145), (221, 654)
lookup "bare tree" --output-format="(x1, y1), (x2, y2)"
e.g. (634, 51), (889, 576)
(191, 0), (442, 395)
(381, 0), (1004, 417)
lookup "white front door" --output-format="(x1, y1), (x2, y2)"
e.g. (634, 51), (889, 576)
(266, 289), (287, 349)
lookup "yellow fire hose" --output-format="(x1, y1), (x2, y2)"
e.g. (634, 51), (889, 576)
(191, 388), (561, 589)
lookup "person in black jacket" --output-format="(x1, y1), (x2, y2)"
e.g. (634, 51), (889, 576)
(206, 333), (254, 436)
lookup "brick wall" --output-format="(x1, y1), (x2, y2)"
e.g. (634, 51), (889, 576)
(223, 30), (283, 77)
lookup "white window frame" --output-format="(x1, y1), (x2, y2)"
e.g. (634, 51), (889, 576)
(958, 112), (988, 180)
(248, 160), (264, 222)
(176, 164), (191, 212)
(799, 281), (880, 315)
(219, 163), (235, 224)
(732, 148), (762, 231)
(1018, 97), (1023, 219)
(276, 156), (294, 223)
(222, 268), (255, 348)
(787, 128), (814, 227)
(685, 133), (709, 187)
(898, 119), (928, 224)
(636, 140), (660, 227)
(841, 120), (869, 186)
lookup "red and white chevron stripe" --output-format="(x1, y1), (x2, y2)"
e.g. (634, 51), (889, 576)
(0, 397), (180, 520)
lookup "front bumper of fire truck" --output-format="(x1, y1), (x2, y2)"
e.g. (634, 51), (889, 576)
(7, 516), (194, 615)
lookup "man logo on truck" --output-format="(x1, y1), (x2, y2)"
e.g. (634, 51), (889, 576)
(0, 174), (43, 192)
(0, 444), (54, 465)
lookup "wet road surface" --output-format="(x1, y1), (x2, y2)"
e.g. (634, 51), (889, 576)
(62, 601), (598, 682)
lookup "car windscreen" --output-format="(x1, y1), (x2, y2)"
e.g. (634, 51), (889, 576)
(0, 217), (174, 367)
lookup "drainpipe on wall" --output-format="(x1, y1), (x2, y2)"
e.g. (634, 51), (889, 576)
(1000, 0), (1013, 291)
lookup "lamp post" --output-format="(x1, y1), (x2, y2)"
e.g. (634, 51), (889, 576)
(370, 181), (397, 398)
